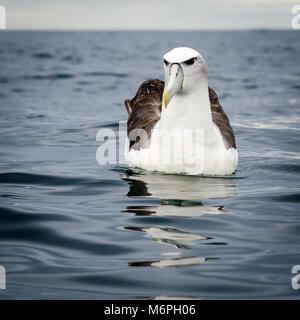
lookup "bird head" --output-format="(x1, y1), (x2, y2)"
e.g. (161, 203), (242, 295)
(163, 47), (208, 108)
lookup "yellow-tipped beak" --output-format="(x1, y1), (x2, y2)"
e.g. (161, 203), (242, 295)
(163, 63), (184, 109)
(164, 90), (169, 109)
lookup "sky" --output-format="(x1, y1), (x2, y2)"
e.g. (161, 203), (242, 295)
(1, 0), (299, 30)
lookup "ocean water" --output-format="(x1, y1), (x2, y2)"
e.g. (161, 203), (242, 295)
(0, 31), (299, 299)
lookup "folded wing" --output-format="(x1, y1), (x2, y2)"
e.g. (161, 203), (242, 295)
(125, 80), (236, 150)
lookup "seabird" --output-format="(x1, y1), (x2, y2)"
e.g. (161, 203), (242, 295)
(124, 47), (238, 175)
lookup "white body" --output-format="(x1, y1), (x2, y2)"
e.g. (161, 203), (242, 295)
(125, 117), (238, 176)
(125, 47), (238, 176)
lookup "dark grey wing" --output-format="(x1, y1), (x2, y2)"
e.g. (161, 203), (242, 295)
(209, 87), (236, 149)
(125, 79), (165, 150)
(125, 82), (235, 150)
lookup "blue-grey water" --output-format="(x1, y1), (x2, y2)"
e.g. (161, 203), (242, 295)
(0, 31), (299, 299)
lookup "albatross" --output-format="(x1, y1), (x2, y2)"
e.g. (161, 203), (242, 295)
(124, 47), (238, 175)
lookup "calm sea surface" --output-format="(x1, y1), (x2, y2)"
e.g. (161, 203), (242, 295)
(0, 31), (299, 299)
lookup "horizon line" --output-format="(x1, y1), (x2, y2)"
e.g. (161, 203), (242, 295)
(0, 27), (295, 32)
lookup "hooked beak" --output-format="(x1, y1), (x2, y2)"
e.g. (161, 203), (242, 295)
(163, 63), (184, 108)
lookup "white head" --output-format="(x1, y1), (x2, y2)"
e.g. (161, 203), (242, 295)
(163, 47), (208, 108)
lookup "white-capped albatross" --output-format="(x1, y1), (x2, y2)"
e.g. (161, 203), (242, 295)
(124, 47), (238, 176)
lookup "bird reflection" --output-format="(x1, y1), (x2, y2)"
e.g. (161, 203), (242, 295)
(123, 169), (237, 218)
(123, 169), (237, 270)
(124, 169), (238, 200)
(129, 256), (218, 268)
(152, 296), (200, 300)
(123, 203), (224, 218)
(125, 226), (213, 249)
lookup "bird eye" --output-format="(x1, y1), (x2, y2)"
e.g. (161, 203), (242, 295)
(184, 58), (196, 65)
(163, 59), (169, 66)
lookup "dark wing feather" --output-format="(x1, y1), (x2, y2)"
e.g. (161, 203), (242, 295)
(208, 87), (236, 149)
(125, 79), (164, 150)
(125, 80), (236, 150)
